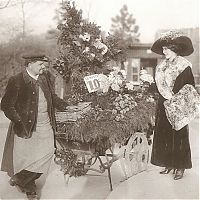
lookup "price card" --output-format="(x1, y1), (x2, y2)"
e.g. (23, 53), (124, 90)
(84, 74), (101, 93)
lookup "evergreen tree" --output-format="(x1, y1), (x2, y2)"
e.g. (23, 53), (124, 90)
(110, 4), (140, 45)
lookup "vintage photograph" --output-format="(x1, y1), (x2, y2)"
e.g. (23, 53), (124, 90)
(0, 0), (199, 199)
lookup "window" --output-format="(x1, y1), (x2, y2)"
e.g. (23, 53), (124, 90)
(124, 58), (140, 84)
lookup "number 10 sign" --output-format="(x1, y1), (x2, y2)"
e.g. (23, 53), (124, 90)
(84, 74), (101, 93)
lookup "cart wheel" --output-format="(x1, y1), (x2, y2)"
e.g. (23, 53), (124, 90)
(119, 132), (149, 179)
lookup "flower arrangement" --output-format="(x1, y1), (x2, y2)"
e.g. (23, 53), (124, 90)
(160, 30), (183, 41)
(56, 66), (156, 146)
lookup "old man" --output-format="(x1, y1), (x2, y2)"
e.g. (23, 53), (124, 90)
(1, 54), (68, 199)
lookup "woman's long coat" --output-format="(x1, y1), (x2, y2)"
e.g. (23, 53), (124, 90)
(1, 70), (68, 176)
(151, 65), (195, 169)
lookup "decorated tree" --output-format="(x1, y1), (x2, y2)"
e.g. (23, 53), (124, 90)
(53, 0), (125, 104)
(110, 4), (140, 45)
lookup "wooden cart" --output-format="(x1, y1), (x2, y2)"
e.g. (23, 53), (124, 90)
(55, 102), (150, 191)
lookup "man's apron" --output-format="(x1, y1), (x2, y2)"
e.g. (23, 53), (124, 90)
(13, 87), (55, 174)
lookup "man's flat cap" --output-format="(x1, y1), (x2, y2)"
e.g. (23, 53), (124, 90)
(22, 53), (49, 62)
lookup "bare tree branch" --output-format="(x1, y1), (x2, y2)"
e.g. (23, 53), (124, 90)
(0, 0), (51, 9)
(0, 0), (12, 9)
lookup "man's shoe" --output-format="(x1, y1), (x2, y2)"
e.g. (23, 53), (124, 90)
(8, 178), (25, 193)
(26, 192), (39, 200)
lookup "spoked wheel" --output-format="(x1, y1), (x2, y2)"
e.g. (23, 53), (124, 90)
(119, 132), (149, 179)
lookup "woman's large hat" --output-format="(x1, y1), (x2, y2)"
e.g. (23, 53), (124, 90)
(151, 30), (194, 56)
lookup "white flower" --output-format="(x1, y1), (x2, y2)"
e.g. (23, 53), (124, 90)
(140, 69), (148, 75)
(101, 46), (108, 55)
(119, 101), (125, 108)
(117, 78), (123, 85)
(146, 96), (155, 102)
(125, 107), (130, 112)
(112, 109), (118, 114)
(107, 69), (125, 92)
(115, 116), (120, 121)
(93, 39), (108, 55)
(116, 106), (121, 111)
(124, 94), (130, 99)
(125, 81), (135, 90)
(79, 32), (91, 42)
(120, 110), (124, 114)
(113, 102), (119, 106)
(93, 39), (102, 49)
(90, 53), (95, 58)
(124, 99), (129, 103)
(73, 40), (81, 46)
(111, 83), (120, 91)
(83, 47), (90, 53)
(140, 74), (154, 84)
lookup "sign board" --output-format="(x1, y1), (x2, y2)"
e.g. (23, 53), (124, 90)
(84, 74), (101, 93)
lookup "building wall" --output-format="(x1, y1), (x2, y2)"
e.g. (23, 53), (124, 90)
(125, 44), (161, 81)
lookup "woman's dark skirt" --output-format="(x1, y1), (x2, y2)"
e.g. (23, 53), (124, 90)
(151, 100), (192, 169)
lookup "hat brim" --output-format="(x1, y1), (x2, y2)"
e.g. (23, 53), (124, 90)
(22, 54), (49, 62)
(151, 36), (194, 56)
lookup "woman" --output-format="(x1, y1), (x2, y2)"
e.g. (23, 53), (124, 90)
(150, 31), (198, 180)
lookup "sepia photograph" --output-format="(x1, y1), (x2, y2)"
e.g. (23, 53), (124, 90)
(0, 0), (199, 199)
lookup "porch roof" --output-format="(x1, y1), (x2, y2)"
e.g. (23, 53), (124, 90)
(127, 43), (162, 59)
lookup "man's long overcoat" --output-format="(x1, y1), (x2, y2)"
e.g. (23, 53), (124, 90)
(1, 70), (67, 176)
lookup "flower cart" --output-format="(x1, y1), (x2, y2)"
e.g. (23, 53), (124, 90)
(52, 0), (156, 191)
